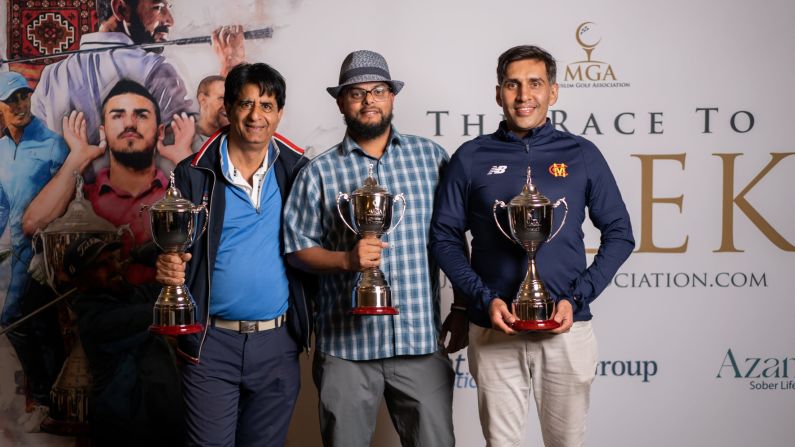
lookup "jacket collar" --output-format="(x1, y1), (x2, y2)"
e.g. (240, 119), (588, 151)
(3, 116), (45, 142)
(495, 118), (555, 144)
(191, 126), (227, 170)
(192, 126), (281, 173)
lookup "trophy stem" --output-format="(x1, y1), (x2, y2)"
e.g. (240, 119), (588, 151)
(150, 284), (203, 335)
(511, 252), (560, 331)
(351, 266), (398, 315)
(516, 255), (548, 304)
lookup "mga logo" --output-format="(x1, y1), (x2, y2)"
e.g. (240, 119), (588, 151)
(561, 22), (630, 88)
(548, 163), (569, 177)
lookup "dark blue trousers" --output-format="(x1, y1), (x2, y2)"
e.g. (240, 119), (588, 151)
(181, 325), (300, 447)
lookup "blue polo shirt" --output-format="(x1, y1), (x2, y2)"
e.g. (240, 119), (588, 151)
(208, 137), (289, 320)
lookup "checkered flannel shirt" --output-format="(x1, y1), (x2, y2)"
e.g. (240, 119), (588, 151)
(284, 128), (449, 360)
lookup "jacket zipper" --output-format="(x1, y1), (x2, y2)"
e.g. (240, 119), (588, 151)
(193, 164), (216, 361)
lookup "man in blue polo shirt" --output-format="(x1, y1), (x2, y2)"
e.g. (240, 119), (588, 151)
(430, 45), (635, 446)
(155, 63), (311, 446)
(0, 71), (69, 431)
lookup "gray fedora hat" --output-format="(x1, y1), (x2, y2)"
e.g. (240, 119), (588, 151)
(327, 50), (404, 98)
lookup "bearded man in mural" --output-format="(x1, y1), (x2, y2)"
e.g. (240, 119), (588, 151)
(24, 79), (189, 286)
(31, 0), (246, 166)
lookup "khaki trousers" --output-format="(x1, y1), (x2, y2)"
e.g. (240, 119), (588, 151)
(468, 321), (598, 447)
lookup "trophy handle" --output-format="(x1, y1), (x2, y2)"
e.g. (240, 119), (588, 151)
(492, 200), (514, 242)
(31, 229), (56, 291)
(336, 192), (358, 234)
(192, 204), (209, 239)
(384, 193), (406, 236)
(547, 197), (568, 242)
(31, 229), (43, 257)
(117, 224), (135, 248)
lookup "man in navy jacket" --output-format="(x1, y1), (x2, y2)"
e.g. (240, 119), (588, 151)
(155, 63), (311, 447)
(430, 45), (635, 447)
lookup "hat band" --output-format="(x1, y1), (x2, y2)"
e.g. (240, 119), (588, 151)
(339, 66), (391, 84)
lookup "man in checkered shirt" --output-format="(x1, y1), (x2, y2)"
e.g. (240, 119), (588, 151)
(283, 50), (456, 447)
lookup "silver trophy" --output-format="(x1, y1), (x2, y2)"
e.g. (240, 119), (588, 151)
(33, 173), (132, 294)
(493, 167), (568, 331)
(144, 172), (207, 335)
(337, 164), (406, 315)
(30, 173), (132, 434)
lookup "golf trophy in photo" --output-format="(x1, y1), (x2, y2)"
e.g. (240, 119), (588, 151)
(145, 172), (207, 334)
(337, 164), (406, 315)
(493, 167), (568, 331)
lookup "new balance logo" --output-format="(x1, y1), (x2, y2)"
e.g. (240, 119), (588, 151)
(487, 165), (507, 175)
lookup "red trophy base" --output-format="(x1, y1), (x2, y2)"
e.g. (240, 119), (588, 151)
(510, 319), (560, 332)
(149, 322), (203, 335)
(351, 306), (399, 315)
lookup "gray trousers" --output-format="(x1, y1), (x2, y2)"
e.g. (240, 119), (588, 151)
(312, 349), (455, 447)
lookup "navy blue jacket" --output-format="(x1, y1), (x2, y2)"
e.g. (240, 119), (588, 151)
(173, 128), (314, 362)
(430, 120), (635, 328)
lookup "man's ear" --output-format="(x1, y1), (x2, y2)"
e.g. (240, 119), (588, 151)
(336, 97), (345, 113)
(111, 0), (131, 22)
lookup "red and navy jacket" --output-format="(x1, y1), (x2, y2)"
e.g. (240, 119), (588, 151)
(173, 127), (314, 362)
(430, 119), (635, 329)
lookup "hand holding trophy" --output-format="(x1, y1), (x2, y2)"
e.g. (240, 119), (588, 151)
(337, 164), (406, 315)
(493, 166), (568, 331)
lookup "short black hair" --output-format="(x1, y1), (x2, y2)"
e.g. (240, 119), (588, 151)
(197, 75), (225, 97)
(101, 79), (162, 125)
(96, 0), (140, 23)
(497, 45), (557, 85)
(224, 63), (286, 110)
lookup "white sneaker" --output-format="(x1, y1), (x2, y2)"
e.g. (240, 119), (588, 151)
(22, 404), (49, 433)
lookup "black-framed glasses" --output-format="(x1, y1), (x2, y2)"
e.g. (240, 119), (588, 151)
(343, 85), (392, 102)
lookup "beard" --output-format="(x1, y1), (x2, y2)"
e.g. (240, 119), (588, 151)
(110, 145), (156, 171)
(344, 111), (393, 141)
(127, 17), (169, 51)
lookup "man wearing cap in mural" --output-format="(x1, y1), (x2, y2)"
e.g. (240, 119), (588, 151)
(0, 71), (69, 432)
(31, 0), (245, 167)
(283, 50), (457, 447)
(63, 236), (184, 445)
(430, 45), (635, 447)
(24, 79), (186, 285)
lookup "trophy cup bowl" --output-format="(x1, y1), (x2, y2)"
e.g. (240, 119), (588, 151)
(145, 172), (207, 335)
(32, 173), (134, 294)
(337, 164), (406, 315)
(493, 167), (568, 331)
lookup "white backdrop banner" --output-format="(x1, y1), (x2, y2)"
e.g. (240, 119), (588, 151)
(1, 0), (793, 445)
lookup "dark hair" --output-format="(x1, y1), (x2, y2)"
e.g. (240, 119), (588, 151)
(497, 45), (557, 85)
(224, 63), (286, 110)
(197, 75), (225, 97)
(96, 0), (140, 23)
(101, 79), (162, 125)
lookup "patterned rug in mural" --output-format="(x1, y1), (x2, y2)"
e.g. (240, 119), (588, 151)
(6, 0), (99, 85)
